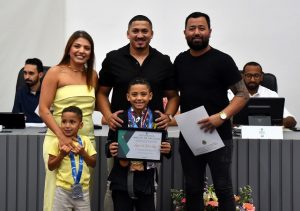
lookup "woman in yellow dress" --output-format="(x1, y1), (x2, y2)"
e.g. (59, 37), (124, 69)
(39, 30), (98, 211)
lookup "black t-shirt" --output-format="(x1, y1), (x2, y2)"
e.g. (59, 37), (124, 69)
(174, 48), (241, 141)
(98, 44), (176, 113)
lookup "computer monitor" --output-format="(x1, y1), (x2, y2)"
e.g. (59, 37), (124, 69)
(0, 112), (26, 129)
(232, 97), (285, 126)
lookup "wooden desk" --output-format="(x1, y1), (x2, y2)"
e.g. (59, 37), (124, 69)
(1, 127), (300, 211)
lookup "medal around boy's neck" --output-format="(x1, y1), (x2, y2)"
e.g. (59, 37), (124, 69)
(130, 106), (148, 117)
(128, 106), (155, 129)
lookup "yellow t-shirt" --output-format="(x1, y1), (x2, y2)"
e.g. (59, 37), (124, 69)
(48, 135), (97, 190)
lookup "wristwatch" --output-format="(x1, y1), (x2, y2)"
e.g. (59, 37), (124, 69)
(219, 111), (227, 120)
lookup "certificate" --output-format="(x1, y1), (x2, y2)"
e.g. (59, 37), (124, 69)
(175, 106), (225, 156)
(117, 128), (164, 161)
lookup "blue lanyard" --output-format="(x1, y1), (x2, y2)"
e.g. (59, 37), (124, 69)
(69, 136), (83, 184)
(127, 107), (153, 128)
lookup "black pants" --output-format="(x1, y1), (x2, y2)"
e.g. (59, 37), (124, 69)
(111, 190), (155, 211)
(179, 137), (235, 211)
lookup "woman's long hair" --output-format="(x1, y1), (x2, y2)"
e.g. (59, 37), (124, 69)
(58, 30), (95, 89)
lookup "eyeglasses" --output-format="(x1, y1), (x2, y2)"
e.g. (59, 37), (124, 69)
(244, 73), (262, 79)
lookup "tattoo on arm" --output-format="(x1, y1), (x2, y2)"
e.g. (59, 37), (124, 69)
(229, 80), (249, 99)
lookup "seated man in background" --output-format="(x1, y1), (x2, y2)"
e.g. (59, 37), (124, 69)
(12, 58), (44, 123)
(229, 61), (297, 128)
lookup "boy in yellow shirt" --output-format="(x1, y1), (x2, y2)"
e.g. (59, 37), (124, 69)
(48, 106), (96, 211)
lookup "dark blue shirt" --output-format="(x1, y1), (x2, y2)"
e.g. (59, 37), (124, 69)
(12, 85), (43, 123)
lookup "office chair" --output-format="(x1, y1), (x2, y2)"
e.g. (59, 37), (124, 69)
(261, 73), (278, 93)
(15, 66), (50, 90)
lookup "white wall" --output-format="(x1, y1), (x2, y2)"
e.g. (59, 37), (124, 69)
(65, 0), (300, 124)
(1, 0), (300, 124)
(0, 0), (65, 111)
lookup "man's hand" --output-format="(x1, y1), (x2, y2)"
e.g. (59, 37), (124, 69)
(154, 111), (171, 129)
(197, 113), (225, 133)
(107, 110), (124, 131)
(283, 116), (297, 128)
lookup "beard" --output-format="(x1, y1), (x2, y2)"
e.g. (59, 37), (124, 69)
(246, 82), (259, 92)
(25, 78), (39, 87)
(186, 36), (209, 51)
(132, 38), (149, 50)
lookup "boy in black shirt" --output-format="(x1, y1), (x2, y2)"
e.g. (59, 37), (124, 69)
(105, 78), (171, 211)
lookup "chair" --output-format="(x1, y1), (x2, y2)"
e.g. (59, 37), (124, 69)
(261, 73), (278, 93)
(15, 66), (50, 90)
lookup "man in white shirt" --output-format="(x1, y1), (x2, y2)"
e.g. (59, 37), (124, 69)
(229, 61), (297, 128)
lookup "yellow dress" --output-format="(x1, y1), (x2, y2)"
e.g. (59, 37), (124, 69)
(42, 85), (95, 211)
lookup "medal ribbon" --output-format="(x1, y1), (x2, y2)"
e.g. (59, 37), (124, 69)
(127, 107), (153, 128)
(69, 136), (84, 184)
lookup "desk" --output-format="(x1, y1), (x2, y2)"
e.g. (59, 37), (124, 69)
(1, 127), (300, 211)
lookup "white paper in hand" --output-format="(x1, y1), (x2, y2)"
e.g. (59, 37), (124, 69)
(175, 106), (225, 156)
